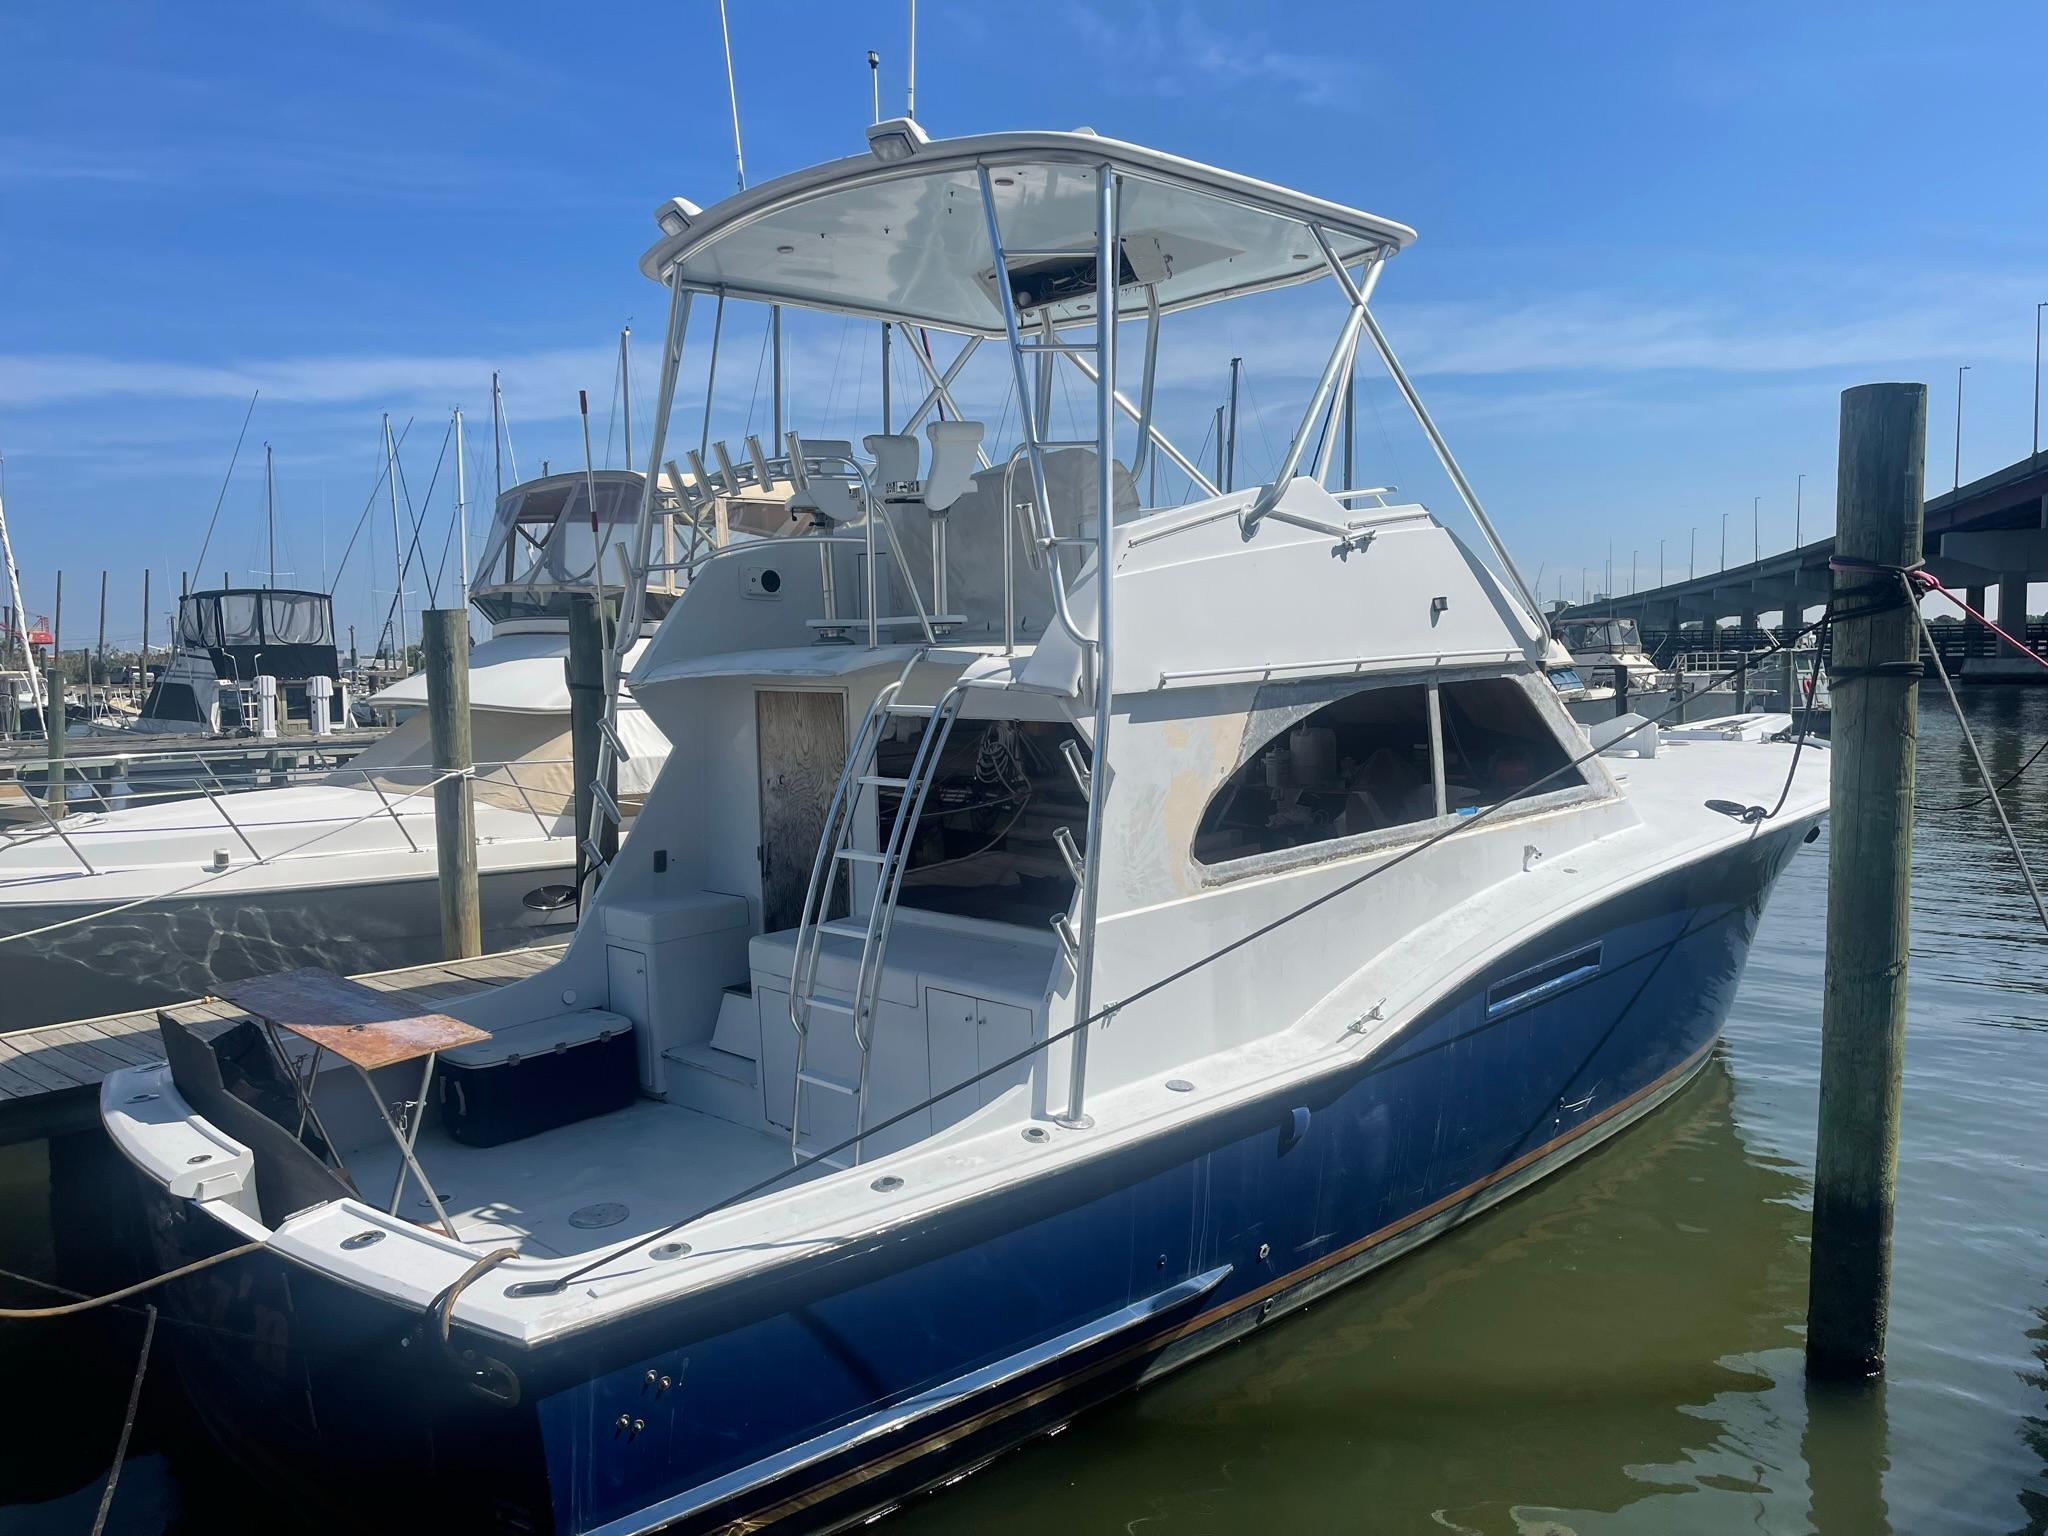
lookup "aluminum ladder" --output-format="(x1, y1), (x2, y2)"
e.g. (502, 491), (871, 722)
(786, 654), (967, 1166)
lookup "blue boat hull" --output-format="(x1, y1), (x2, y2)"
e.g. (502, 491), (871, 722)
(132, 817), (1816, 1535)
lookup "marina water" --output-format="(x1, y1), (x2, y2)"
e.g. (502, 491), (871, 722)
(5, 690), (2046, 1534)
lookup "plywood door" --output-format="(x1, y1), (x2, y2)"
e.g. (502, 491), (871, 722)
(755, 689), (847, 934)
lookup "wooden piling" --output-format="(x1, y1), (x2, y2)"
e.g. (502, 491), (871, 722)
(567, 592), (617, 890)
(422, 609), (480, 960)
(1806, 381), (1926, 1379)
(43, 660), (65, 820)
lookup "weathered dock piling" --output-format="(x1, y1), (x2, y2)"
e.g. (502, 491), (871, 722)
(42, 661), (64, 820)
(423, 608), (480, 959)
(1806, 381), (1926, 1378)
(568, 590), (616, 887)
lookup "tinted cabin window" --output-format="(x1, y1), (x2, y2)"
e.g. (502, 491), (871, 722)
(1193, 684), (1435, 865)
(1438, 678), (1580, 812)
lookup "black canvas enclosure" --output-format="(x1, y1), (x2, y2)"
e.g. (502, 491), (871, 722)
(438, 1009), (637, 1147)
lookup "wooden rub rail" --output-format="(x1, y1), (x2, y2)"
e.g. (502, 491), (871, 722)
(0, 945), (565, 1123)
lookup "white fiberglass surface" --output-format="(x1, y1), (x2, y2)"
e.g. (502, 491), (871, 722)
(342, 1097), (819, 1258)
(644, 131), (1411, 333)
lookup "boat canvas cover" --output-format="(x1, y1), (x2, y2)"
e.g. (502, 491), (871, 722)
(173, 588), (340, 680)
(639, 129), (1417, 333)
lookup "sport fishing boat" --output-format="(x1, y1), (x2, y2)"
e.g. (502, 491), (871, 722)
(126, 585), (347, 737)
(0, 469), (696, 1029)
(102, 123), (1829, 1533)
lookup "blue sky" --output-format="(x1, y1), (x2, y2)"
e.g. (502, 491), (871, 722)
(3, 0), (2045, 653)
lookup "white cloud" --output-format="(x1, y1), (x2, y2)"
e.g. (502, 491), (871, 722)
(1064, 3), (1369, 109)
(0, 347), (612, 410)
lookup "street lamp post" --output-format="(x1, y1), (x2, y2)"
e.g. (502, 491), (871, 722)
(1630, 549), (1637, 596)
(2035, 303), (2044, 463)
(1796, 473), (1805, 547)
(1720, 512), (1727, 572)
(1659, 537), (1665, 588)
(1690, 527), (1696, 580)
(1753, 495), (1760, 563)
(1954, 364), (1970, 491)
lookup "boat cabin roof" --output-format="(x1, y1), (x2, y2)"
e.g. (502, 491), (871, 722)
(638, 126), (1418, 334)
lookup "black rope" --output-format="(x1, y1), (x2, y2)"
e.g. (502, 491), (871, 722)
(1923, 733), (2048, 814)
(535, 625), (1831, 1294)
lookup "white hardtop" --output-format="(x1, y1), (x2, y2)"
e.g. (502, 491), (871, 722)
(638, 125), (1417, 333)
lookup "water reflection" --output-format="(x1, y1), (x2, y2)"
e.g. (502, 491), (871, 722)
(1803, 1375), (1890, 1536)
(897, 1056), (1816, 1534)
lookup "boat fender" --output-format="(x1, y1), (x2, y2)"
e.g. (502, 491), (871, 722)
(427, 1245), (524, 1406)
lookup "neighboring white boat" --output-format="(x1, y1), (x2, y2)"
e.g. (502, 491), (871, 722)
(105, 122), (1829, 1533)
(0, 469), (691, 1030)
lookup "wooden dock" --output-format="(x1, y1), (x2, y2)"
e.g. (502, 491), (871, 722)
(0, 944), (566, 1139)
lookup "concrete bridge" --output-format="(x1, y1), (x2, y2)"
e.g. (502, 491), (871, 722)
(1556, 450), (2048, 677)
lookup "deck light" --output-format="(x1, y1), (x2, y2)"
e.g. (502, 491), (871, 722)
(653, 197), (700, 238)
(865, 116), (928, 162)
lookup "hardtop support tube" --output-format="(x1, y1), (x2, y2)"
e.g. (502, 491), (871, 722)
(1338, 234), (1545, 641)
(1243, 235), (1383, 535)
(1060, 163), (1120, 1132)
(1130, 284), (1161, 491)
(1060, 351), (1219, 499)
(977, 165), (1059, 592)
(896, 332), (980, 438)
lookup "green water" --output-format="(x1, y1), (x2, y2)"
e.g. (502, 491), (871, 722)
(5, 692), (2048, 1534)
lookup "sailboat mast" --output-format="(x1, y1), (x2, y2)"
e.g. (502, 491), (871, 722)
(491, 371), (504, 504)
(0, 467), (46, 721)
(619, 328), (634, 475)
(384, 413), (406, 664)
(453, 406), (470, 617)
(264, 441), (276, 589)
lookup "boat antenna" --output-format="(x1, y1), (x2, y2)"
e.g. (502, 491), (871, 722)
(716, 0), (746, 192)
(189, 389), (259, 588)
(867, 50), (880, 123)
(906, 0), (916, 119)
(0, 453), (48, 723)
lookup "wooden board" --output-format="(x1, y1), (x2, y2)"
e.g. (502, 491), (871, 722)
(756, 688), (847, 933)
(216, 968), (490, 1072)
(0, 943), (563, 1106)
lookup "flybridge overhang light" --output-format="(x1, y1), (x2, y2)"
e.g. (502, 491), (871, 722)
(865, 116), (929, 163)
(636, 127), (1415, 335)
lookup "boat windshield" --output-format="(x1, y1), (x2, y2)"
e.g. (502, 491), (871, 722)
(473, 474), (667, 624)
(1559, 619), (1641, 655)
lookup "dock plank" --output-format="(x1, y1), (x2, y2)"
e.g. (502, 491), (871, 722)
(0, 943), (568, 1108)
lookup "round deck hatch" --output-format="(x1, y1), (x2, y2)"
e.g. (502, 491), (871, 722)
(569, 1202), (631, 1230)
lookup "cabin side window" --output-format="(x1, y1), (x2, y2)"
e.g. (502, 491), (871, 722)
(1192, 684), (1436, 865)
(1438, 677), (1583, 811)
(1192, 673), (1589, 868)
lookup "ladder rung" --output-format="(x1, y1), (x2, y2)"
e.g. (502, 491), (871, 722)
(797, 1068), (859, 1095)
(859, 774), (910, 788)
(837, 847), (892, 864)
(819, 917), (873, 939)
(885, 703), (937, 717)
(803, 996), (857, 1017)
